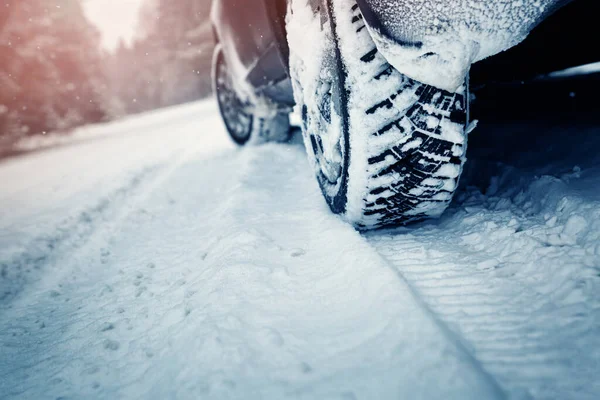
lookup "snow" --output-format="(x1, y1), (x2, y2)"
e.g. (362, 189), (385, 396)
(548, 61), (600, 78)
(287, 0), (343, 199)
(1, 99), (599, 399)
(12, 102), (219, 153)
(360, 0), (564, 91)
(0, 100), (501, 399)
(368, 118), (600, 399)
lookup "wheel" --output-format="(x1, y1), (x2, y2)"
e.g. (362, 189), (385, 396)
(212, 45), (290, 146)
(287, 0), (469, 229)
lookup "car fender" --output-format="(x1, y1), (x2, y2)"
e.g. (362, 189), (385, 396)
(210, 0), (289, 98)
(356, 0), (572, 92)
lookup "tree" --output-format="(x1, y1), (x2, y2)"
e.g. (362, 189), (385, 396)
(106, 0), (214, 114)
(0, 0), (109, 141)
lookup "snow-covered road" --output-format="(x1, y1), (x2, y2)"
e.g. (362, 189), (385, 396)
(1, 100), (598, 399)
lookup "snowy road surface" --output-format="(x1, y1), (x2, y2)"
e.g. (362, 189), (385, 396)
(1, 100), (599, 399)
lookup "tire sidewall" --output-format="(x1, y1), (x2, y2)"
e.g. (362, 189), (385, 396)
(212, 45), (254, 146)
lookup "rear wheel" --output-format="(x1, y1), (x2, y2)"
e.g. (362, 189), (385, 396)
(212, 46), (290, 146)
(288, 0), (469, 229)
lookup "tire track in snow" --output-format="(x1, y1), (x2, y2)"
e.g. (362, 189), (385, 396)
(0, 145), (208, 396)
(0, 145), (199, 305)
(0, 166), (157, 303)
(365, 165), (600, 399)
(1, 142), (505, 399)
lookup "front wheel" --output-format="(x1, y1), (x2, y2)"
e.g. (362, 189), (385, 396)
(212, 45), (290, 146)
(288, 0), (469, 229)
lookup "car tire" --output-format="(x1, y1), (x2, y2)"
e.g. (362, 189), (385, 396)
(288, 0), (469, 229)
(212, 45), (290, 146)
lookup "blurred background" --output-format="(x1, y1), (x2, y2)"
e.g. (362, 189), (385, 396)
(0, 0), (214, 149)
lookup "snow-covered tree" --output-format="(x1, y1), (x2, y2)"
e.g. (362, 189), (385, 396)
(1, 0), (214, 142)
(0, 0), (109, 140)
(107, 0), (214, 114)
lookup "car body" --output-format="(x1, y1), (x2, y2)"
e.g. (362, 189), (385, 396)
(210, 0), (294, 107)
(211, 0), (594, 106)
(355, 0), (573, 91)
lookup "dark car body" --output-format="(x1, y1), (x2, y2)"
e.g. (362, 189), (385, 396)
(211, 0), (598, 114)
(211, 0), (294, 106)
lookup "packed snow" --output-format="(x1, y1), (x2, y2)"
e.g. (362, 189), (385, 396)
(369, 117), (600, 399)
(1, 99), (599, 399)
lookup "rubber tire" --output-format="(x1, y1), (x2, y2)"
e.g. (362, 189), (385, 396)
(212, 45), (290, 146)
(289, 0), (469, 229)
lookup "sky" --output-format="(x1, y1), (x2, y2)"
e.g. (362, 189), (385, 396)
(83, 0), (146, 51)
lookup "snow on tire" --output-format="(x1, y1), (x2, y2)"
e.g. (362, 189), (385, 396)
(213, 45), (290, 146)
(288, 0), (468, 229)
